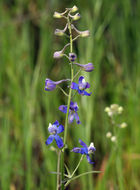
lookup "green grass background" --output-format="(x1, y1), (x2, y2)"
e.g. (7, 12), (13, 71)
(0, 0), (140, 189)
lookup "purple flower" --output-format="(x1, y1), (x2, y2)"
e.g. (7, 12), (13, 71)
(45, 78), (69, 91)
(71, 76), (92, 96)
(59, 101), (81, 124)
(73, 63), (94, 72)
(45, 120), (64, 148)
(69, 53), (77, 62)
(71, 139), (96, 164)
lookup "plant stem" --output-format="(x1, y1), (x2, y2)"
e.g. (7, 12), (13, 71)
(63, 17), (73, 145)
(65, 171), (101, 188)
(57, 86), (69, 97)
(71, 155), (84, 178)
(61, 15), (73, 190)
(73, 68), (82, 80)
(56, 151), (61, 190)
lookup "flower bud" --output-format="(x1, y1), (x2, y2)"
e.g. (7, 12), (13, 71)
(54, 29), (64, 36)
(108, 111), (113, 117)
(45, 79), (56, 91)
(73, 63), (94, 72)
(120, 122), (127, 128)
(71, 5), (78, 13)
(106, 132), (112, 138)
(54, 24), (68, 36)
(110, 104), (119, 111)
(53, 50), (63, 59)
(72, 13), (81, 21)
(111, 136), (116, 142)
(71, 25), (90, 37)
(80, 30), (90, 37)
(50, 146), (57, 152)
(69, 53), (77, 62)
(45, 78), (70, 91)
(118, 106), (123, 114)
(53, 11), (63, 18)
(104, 107), (110, 113)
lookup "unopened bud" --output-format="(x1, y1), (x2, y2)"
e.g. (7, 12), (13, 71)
(110, 104), (119, 111)
(54, 29), (64, 36)
(54, 24), (68, 36)
(69, 53), (77, 62)
(118, 106), (123, 114)
(104, 107), (110, 113)
(80, 30), (90, 37)
(73, 63), (94, 72)
(72, 13), (81, 21)
(45, 78), (69, 91)
(53, 50), (63, 59)
(108, 111), (113, 117)
(50, 146), (56, 151)
(106, 132), (112, 138)
(111, 136), (116, 142)
(71, 5), (78, 13)
(53, 11), (63, 18)
(120, 122), (127, 128)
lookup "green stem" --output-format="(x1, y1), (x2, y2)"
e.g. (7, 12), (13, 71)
(73, 68), (82, 80)
(63, 17), (73, 145)
(65, 171), (101, 188)
(71, 155), (84, 178)
(112, 118), (124, 190)
(56, 151), (61, 190)
(57, 86), (69, 97)
(61, 16), (73, 190)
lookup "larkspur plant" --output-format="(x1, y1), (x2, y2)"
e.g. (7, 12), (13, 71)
(45, 6), (100, 189)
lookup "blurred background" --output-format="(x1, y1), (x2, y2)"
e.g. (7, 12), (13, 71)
(0, 0), (140, 189)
